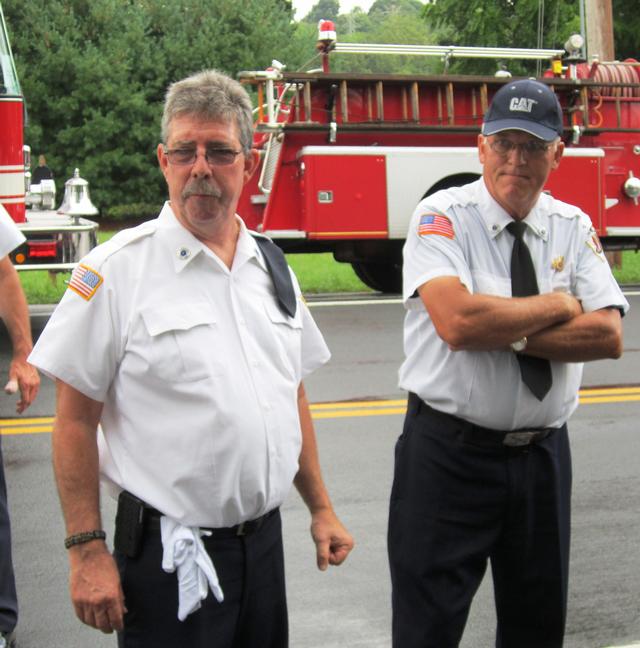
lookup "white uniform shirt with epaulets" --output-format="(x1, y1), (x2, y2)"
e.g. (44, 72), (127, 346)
(400, 178), (629, 431)
(30, 203), (330, 527)
(0, 204), (25, 258)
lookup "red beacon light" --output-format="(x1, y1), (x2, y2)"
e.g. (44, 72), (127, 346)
(316, 19), (337, 72)
(316, 19), (336, 52)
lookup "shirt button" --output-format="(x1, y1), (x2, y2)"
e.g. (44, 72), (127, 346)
(262, 402), (271, 411)
(492, 224), (498, 231)
(251, 359), (259, 367)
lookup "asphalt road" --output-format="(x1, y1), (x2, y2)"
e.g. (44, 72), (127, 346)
(0, 293), (639, 647)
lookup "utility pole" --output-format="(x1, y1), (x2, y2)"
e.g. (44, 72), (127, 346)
(584, 0), (622, 268)
(584, 0), (615, 61)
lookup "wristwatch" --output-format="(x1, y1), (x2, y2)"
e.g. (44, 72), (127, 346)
(510, 336), (528, 353)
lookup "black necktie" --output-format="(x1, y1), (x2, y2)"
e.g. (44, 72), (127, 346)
(506, 221), (552, 401)
(253, 235), (297, 318)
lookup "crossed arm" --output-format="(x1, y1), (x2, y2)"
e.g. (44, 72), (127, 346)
(419, 276), (623, 362)
(0, 256), (39, 412)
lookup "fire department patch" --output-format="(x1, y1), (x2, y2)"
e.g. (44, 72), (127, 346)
(586, 228), (605, 261)
(418, 212), (454, 239)
(68, 264), (103, 301)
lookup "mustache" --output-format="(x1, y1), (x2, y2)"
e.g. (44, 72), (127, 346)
(181, 179), (222, 201)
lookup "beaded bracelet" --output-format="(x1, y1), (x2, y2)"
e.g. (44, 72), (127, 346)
(64, 530), (106, 549)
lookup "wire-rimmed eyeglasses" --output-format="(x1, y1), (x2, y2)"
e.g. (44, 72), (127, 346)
(487, 137), (554, 159)
(163, 146), (242, 166)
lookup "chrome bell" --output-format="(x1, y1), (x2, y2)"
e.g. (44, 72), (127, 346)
(57, 168), (99, 218)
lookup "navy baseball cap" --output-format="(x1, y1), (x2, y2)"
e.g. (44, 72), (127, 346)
(482, 79), (563, 141)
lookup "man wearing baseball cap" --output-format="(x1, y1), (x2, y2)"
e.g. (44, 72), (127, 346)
(389, 79), (628, 647)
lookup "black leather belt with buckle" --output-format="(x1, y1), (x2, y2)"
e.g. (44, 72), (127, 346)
(145, 507), (278, 538)
(502, 429), (551, 447)
(408, 393), (558, 449)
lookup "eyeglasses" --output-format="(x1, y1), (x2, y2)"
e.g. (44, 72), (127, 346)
(163, 146), (242, 166)
(488, 137), (553, 159)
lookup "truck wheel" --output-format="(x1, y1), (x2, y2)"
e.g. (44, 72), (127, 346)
(352, 261), (402, 294)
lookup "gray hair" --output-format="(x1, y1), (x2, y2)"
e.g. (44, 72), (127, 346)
(161, 70), (254, 154)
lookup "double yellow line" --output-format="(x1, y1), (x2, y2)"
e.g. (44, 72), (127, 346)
(309, 386), (640, 419)
(2, 387), (639, 435)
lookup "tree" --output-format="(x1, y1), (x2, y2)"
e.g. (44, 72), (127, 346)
(422, 0), (581, 76)
(302, 0), (340, 23)
(3, 0), (295, 218)
(613, 0), (639, 60)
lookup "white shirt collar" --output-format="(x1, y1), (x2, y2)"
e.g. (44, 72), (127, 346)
(476, 179), (550, 242)
(157, 202), (266, 274)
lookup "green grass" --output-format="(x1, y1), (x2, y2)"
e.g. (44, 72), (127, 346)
(287, 253), (372, 294)
(611, 250), (640, 285)
(19, 231), (371, 303)
(17, 231), (639, 304)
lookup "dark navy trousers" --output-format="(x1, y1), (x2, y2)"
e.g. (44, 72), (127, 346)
(0, 436), (17, 635)
(388, 394), (572, 648)
(116, 509), (288, 648)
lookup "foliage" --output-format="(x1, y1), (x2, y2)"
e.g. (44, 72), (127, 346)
(3, 0), (295, 216)
(293, 0), (440, 75)
(613, 0), (639, 61)
(421, 0), (637, 74)
(301, 0), (340, 23)
(422, 0), (581, 76)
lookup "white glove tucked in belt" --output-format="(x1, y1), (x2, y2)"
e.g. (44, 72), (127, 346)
(160, 516), (224, 621)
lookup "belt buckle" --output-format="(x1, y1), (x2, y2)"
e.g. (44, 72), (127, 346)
(236, 522), (246, 537)
(503, 431), (536, 447)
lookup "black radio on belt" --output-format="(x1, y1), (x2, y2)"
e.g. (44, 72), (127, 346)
(114, 490), (146, 558)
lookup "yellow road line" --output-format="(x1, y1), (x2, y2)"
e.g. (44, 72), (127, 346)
(580, 387), (640, 396)
(1, 425), (53, 435)
(313, 407), (407, 419)
(1, 387), (639, 434)
(580, 395), (640, 403)
(311, 399), (406, 410)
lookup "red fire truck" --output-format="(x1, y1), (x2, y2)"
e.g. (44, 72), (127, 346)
(237, 23), (640, 292)
(0, 3), (98, 271)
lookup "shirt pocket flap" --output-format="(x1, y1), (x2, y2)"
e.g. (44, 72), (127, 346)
(141, 302), (216, 337)
(263, 299), (302, 329)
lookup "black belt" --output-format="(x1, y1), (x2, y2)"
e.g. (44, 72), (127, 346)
(408, 392), (558, 448)
(145, 506), (278, 538)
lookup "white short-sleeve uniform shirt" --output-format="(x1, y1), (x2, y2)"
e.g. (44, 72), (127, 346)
(400, 179), (629, 431)
(0, 204), (25, 258)
(30, 204), (330, 526)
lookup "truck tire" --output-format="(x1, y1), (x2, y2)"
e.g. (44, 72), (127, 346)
(352, 261), (402, 294)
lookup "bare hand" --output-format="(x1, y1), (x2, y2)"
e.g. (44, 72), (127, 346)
(68, 543), (126, 633)
(310, 509), (354, 571)
(6, 356), (39, 413)
(553, 290), (583, 320)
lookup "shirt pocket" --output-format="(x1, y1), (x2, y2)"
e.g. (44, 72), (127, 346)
(140, 302), (218, 383)
(548, 266), (574, 294)
(262, 299), (303, 382)
(472, 270), (511, 297)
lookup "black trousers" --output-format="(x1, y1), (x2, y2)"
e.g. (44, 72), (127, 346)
(116, 509), (288, 648)
(388, 395), (572, 648)
(0, 436), (17, 635)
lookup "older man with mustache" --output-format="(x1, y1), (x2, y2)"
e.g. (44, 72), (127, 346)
(30, 70), (353, 648)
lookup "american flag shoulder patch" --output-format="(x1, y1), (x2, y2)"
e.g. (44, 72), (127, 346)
(418, 212), (455, 239)
(68, 263), (104, 301)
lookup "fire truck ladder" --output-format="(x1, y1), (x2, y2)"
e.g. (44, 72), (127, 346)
(243, 72), (640, 134)
(239, 48), (640, 194)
